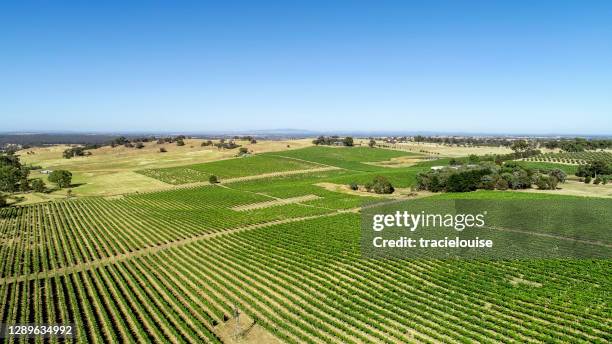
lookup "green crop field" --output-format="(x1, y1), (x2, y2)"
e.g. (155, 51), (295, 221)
(137, 155), (322, 184)
(1, 147), (610, 343)
(523, 151), (612, 165)
(263, 146), (420, 171)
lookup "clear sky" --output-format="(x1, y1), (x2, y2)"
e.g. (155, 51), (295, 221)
(1, 1), (611, 135)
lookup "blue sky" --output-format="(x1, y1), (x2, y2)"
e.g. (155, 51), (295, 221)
(1, 1), (611, 134)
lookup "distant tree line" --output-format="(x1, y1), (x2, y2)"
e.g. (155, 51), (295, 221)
(312, 136), (354, 147)
(542, 138), (612, 152)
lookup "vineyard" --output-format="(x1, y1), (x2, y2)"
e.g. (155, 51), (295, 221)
(521, 151), (612, 165)
(138, 155), (322, 184)
(1, 147), (611, 343)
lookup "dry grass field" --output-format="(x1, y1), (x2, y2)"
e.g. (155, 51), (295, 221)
(15, 138), (313, 202)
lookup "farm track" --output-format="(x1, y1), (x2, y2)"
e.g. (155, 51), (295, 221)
(231, 195), (321, 211)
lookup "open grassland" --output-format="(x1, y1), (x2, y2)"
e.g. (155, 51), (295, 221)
(1, 176), (610, 343)
(16, 139), (314, 200)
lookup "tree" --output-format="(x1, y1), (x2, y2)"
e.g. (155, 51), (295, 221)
(48, 170), (72, 189)
(176, 139), (185, 146)
(510, 140), (530, 153)
(368, 139), (376, 148)
(0, 153), (29, 193)
(343, 137), (354, 147)
(468, 154), (480, 164)
(0, 166), (22, 192)
(209, 175), (219, 184)
(370, 176), (394, 194)
(548, 168), (566, 183)
(31, 179), (46, 193)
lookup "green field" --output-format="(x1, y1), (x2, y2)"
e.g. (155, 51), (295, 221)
(523, 151), (612, 165)
(137, 155), (322, 184)
(264, 146), (419, 171)
(1, 147), (610, 343)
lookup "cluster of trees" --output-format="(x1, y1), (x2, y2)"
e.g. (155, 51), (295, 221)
(542, 138), (612, 152)
(576, 160), (612, 178)
(156, 136), (186, 145)
(408, 136), (514, 147)
(312, 136), (354, 146)
(416, 162), (566, 193)
(110, 136), (161, 148)
(0, 153), (73, 207)
(232, 136), (258, 144)
(63, 146), (93, 159)
(576, 160), (612, 185)
(203, 139), (241, 150)
(349, 176), (394, 194)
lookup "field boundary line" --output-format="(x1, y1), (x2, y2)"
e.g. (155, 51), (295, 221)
(231, 195), (321, 211)
(220, 166), (341, 184)
(488, 226), (612, 248)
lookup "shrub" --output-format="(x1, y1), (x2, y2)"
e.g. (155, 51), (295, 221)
(534, 174), (558, 190)
(370, 176), (394, 194)
(209, 175), (219, 184)
(593, 177), (601, 185)
(239, 147), (249, 155)
(176, 139), (185, 146)
(135, 142), (145, 149)
(584, 176), (592, 184)
(495, 178), (509, 190)
(159, 148), (167, 153)
(349, 182), (358, 190)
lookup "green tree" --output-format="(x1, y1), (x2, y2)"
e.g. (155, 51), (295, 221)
(209, 175), (219, 184)
(370, 176), (394, 194)
(31, 179), (46, 193)
(343, 137), (354, 147)
(48, 170), (72, 189)
(548, 168), (567, 183)
(368, 139), (376, 148)
(0, 166), (22, 192)
(511, 140), (529, 152)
